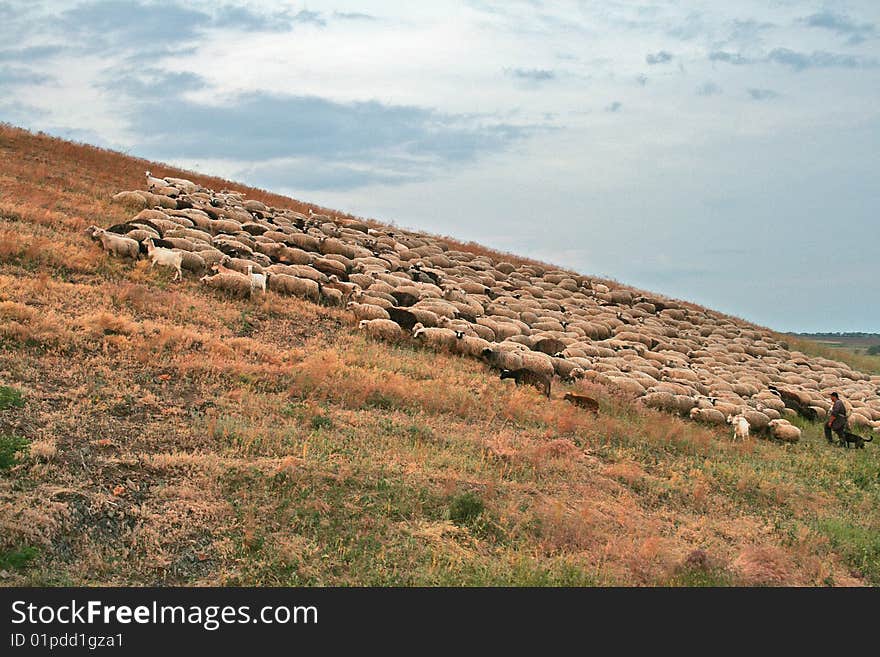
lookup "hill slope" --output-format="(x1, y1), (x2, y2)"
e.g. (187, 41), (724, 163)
(1, 124), (878, 586)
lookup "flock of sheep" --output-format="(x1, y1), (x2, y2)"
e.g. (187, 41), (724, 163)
(87, 172), (880, 445)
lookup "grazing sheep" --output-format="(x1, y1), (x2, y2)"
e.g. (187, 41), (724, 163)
(268, 273), (321, 303)
(688, 407), (727, 425)
(451, 332), (491, 358)
(500, 368), (552, 398)
(727, 414), (750, 441)
(767, 418), (802, 443)
(563, 392), (599, 414)
(412, 324), (458, 350)
(359, 318), (405, 341)
(145, 239), (183, 281)
(199, 272), (252, 298)
(481, 346), (525, 372)
(346, 302), (390, 321)
(85, 225), (140, 261)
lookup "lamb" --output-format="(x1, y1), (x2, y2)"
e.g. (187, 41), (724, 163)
(563, 392), (599, 414)
(767, 418), (802, 442)
(499, 368), (552, 398)
(144, 239), (183, 281)
(359, 318), (405, 341)
(85, 226), (140, 261)
(727, 414), (750, 441)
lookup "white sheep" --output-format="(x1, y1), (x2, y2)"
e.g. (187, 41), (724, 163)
(359, 318), (404, 341)
(412, 324), (458, 350)
(145, 239), (183, 281)
(767, 419), (802, 443)
(727, 414), (750, 441)
(85, 226), (140, 261)
(199, 272), (252, 298)
(688, 407), (727, 425)
(346, 301), (390, 321)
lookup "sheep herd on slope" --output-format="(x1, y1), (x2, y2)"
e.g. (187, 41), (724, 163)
(84, 172), (880, 445)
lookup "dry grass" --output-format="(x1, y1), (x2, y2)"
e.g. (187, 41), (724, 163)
(0, 123), (878, 587)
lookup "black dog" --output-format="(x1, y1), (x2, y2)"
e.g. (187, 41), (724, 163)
(841, 431), (873, 449)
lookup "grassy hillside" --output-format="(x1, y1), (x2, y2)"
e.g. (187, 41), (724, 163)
(1, 124), (878, 586)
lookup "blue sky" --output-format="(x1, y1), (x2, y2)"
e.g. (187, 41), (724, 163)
(1, 1), (878, 332)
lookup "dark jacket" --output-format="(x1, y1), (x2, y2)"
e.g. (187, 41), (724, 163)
(829, 399), (848, 432)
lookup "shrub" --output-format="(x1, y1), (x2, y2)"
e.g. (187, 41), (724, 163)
(0, 386), (24, 411)
(867, 345), (880, 356)
(449, 491), (485, 527)
(0, 546), (39, 571)
(0, 434), (29, 470)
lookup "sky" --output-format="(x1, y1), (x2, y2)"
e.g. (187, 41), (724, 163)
(1, 1), (878, 333)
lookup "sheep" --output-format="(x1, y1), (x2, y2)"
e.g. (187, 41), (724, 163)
(85, 225), (140, 261)
(499, 368), (552, 398)
(688, 407), (727, 425)
(324, 275), (359, 301)
(346, 302), (391, 321)
(727, 414), (750, 441)
(268, 273), (320, 303)
(199, 272), (252, 298)
(481, 346), (525, 372)
(412, 324), (458, 350)
(767, 418), (802, 443)
(359, 318), (405, 341)
(451, 332), (491, 359)
(144, 239), (183, 281)
(563, 392), (599, 414)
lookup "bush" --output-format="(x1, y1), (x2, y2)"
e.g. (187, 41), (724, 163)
(867, 345), (880, 356)
(0, 546), (39, 571)
(449, 491), (485, 527)
(0, 434), (29, 470)
(0, 386), (24, 411)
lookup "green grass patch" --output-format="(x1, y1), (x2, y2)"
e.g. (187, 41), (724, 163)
(816, 518), (880, 585)
(0, 434), (29, 470)
(0, 385), (24, 411)
(0, 546), (39, 571)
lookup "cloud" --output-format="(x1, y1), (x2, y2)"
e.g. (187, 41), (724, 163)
(767, 48), (878, 71)
(802, 11), (875, 45)
(605, 101), (622, 112)
(333, 11), (376, 22)
(99, 68), (206, 98)
(0, 45), (65, 63)
(635, 74), (648, 86)
(212, 5), (294, 32)
(696, 81), (721, 96)
(56, 1), (297, 53)
(708, 50), (751, 65)
(747, 88), (778, 101)
(709, 48), (878, 71)
(645, 50), (673, 65)
(240, 158), (424, 191)
(0, 66), (52, 86)
(291, 10), (326, 28)
(126, 92), (533, 189)
(507, 68), (555, 82)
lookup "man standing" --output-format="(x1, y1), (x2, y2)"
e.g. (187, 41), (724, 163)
(824, 392), (848, 446)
